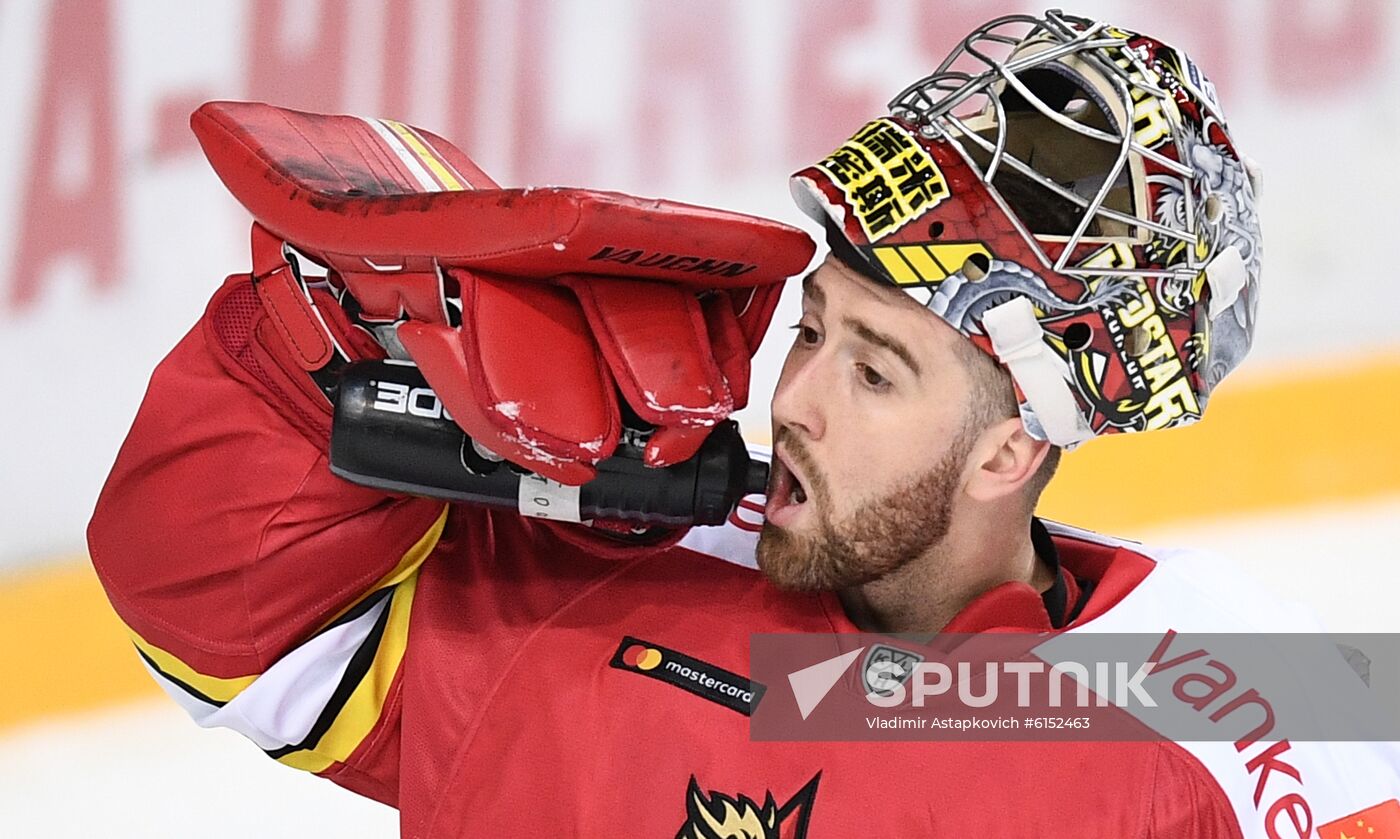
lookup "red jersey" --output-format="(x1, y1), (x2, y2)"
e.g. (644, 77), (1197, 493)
(89, 279), (1400, 837)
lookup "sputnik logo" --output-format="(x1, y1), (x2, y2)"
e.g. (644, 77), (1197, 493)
(786, 644), (1158, 718)
(787, 647), (866, 720)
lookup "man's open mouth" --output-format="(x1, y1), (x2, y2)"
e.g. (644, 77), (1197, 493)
(765, 447), (810, 526)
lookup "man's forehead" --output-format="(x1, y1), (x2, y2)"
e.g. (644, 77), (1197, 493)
(799, 255), (990, 386)
(802, 255), (962, 346)
(805, 254), (918, 307)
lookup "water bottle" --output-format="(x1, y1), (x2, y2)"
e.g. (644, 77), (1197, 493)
(330, 360), (768, 526)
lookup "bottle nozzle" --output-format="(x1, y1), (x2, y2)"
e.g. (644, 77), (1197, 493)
(744, 459), (770, 497)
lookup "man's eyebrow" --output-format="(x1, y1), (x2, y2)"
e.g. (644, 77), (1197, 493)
(843, 316), (922, 377)
(801, 271), (825, 308)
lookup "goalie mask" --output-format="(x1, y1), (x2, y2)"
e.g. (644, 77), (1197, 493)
(790, 9), (1262, 447)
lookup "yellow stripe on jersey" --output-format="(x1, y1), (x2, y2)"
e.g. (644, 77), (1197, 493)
(130, 633), (257, 704)
(372, 504), (448, 589)
(318, 505), (448, 629)
(120, 504), (446, 725)
(272, 507), (447, 771)
(276, 570), (419, 774)
(382, 119), (466, 191)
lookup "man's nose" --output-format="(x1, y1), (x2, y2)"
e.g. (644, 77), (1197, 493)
(770, 357), (827, 441)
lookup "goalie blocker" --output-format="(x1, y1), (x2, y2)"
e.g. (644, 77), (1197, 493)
(191, 100), (816, 491)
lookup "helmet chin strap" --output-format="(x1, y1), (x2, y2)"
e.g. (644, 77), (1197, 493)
(981, 297), (1096, 448)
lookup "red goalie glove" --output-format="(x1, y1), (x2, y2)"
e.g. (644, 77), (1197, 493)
(192, 101), (815, 485)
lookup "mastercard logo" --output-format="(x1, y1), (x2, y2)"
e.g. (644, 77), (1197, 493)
(622, 644), (663, 671)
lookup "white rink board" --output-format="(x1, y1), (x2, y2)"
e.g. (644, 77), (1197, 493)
(3, 498), (1399, 837)
(0, 701), (397, 838)
(1140, 496), (1400, 635)
(2, 0), (1400, 569)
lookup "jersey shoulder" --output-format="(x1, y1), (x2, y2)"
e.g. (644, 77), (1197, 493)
(1043, 518), (1319, 633)
(1044, 521), (1400, 832)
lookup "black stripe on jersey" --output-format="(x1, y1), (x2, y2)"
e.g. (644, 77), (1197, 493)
(136, 646), (228, 709)
(264, 585), (395, 760)
(320, 585), (394, 634)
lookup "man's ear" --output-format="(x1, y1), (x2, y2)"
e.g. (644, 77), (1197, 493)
(963, 417), (1051, 504)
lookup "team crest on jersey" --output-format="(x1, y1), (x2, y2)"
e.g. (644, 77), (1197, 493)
(860, 643), (923, 698)
(677, 773), (821, 839)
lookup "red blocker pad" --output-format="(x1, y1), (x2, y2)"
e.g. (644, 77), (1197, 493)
(191, 101), (810, 289)
(563, 276), (734, 469)
(399, 273), (619, 486)
(193, 100), (814, 484)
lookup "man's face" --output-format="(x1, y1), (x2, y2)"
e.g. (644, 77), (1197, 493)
(756, 254), (984, 591)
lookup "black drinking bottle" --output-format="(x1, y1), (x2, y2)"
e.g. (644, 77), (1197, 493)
(329, 360), (768, 527)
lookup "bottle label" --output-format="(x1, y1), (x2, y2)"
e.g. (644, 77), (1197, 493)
(517, 473), (583, 522)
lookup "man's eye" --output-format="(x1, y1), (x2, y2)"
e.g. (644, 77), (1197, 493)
(858, 363), (889, 390)
(790, 323), (821, 346)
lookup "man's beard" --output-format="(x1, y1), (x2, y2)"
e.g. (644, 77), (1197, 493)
(756, 428), (972, 591)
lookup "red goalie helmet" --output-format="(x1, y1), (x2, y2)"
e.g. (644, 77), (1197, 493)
(790, 9), (1262, 447)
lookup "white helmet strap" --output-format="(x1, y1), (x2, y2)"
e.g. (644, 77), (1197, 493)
(1205, 244), (1248, 319)
(982, 297), (1096, 448)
